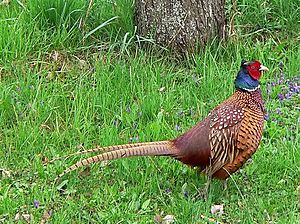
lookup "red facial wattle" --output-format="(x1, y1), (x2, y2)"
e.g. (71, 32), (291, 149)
(246, 61), (262, 80)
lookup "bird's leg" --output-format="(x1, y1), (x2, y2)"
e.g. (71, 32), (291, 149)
(223, 179), (228, 198)
(201, 159), (213, 201)
(223, 179), (228, 191)
(203, 172), (212, 201)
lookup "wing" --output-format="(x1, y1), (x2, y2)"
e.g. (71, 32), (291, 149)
(212, 108), (265, 179)
(206, 104), (245, 174)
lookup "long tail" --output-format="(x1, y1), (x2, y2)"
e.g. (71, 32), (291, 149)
(55, 140), (175, 181)
(49, 141), (166, 164)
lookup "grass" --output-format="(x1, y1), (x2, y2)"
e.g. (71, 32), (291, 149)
(0, 0), (300, 223)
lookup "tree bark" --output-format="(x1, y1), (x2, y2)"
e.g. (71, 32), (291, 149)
(134, 0), (226, 53)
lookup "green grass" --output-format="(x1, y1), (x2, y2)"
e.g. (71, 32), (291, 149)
(1, 0), (300, 223)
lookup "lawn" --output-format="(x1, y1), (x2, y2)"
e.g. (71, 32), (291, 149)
(0, 0), (299, 223)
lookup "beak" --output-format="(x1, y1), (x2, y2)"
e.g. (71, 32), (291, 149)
(259, 65), (269, 71)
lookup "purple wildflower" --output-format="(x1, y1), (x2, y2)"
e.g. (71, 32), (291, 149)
(138, 112), (142, 117)
(133, 122), (137, 129)
(183, 191), (189, 198)
(165, 188), (172, 193)
(34, 200), (40, 208)
(277, 79), (283, 85)
(279, 61), (284, 69)
(271, 81), (277, 86)
(288, 85), (297, 92)
(264, 113), (269, 121)
(177, 110), (183, 116)
(113, 119), (117, 127)
(278, 93), (285, 101)
(285, 92), (292, 99)
(275, 108), (283, 115)
(16, 86), (21, 92)
(126, 107), (131, 113)
(175, 125), (181, 131)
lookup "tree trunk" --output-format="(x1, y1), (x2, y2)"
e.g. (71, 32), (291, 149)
(134, 0), (226, 53)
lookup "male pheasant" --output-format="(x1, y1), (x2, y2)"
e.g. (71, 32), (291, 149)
(55, 60), (268, 182)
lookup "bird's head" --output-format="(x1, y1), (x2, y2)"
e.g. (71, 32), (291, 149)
(235, 60), (269, 91)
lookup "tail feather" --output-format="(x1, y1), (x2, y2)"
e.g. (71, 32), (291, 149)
(49, 141), (168, 164)
(55, 141), (174, 181)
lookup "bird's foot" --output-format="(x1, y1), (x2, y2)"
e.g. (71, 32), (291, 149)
(195, 178), (211, 201)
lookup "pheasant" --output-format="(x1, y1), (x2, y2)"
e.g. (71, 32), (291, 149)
(54, 60), (268, 182)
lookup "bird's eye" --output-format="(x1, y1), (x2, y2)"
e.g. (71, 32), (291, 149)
(251, 66), (255, 69)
